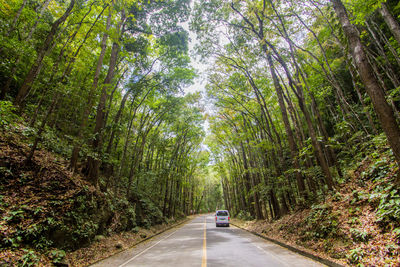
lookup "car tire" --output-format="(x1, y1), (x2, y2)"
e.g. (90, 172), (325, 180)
(216, 224), (218, 227)
(227, 224), (230, 227)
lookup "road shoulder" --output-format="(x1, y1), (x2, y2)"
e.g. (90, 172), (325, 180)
(230, 220), (344, 267)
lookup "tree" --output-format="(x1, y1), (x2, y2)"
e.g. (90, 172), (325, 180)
(330, 0), (400, 177)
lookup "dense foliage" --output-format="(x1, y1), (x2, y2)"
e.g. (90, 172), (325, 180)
(193, 0), (400, 221)
(0, 0), (221, 263)
(0, 0), (216, 217)
(1, 0), (400, 265)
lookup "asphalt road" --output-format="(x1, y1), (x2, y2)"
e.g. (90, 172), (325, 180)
(91, 215), (325, 267)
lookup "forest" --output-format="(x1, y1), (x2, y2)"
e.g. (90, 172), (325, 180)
(0, 0), (400, 265)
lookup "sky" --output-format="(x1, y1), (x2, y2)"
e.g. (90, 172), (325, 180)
(180, 9), (212, 135)
(181, 22), (207, 95)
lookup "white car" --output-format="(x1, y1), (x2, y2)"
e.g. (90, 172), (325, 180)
(215, 210), (230, 227)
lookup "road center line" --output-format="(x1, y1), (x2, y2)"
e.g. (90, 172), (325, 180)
(118, 227), (180, 267)
(201, 216), (207, 267)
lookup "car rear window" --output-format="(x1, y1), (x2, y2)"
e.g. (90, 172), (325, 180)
(217, 211), (228, 216)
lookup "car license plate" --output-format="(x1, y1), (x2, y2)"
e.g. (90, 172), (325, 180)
(220, 218), (225, 220)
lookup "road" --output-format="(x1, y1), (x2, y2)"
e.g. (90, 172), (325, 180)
(92, 215), (325, 267)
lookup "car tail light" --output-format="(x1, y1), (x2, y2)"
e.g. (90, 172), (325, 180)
(228, 216), (230, 221)
(215, 216), (217, 221)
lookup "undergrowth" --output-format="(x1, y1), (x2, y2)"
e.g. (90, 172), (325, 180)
(235, 132), (400, 266)
(0, 125), (171, 265)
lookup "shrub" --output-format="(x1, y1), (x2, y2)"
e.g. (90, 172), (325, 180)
(20, 249), (40, 267)
(48, 249), (66, 264)
(361, 158), (390, 181)
(350, 228), (371, 243)
(304, 204), (339, 239)
(41, 126), (72, 158)
(375, 188), (400, 228)
(237, 210), (254, 221)
(0, 100), (19, 130)
(347, 247), (364, 264)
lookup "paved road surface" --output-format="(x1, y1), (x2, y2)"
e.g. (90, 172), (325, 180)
(92, 215), (325, 267)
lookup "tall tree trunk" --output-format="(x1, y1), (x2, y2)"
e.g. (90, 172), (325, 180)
(86, 9), (126, 186)
(346, 56), (378, 134)
(6, 0), (28, 36)
(0, 0), (55, 100)
(379, 2), (400, 46)
(266, 53), (307, 200)
(365, 21), (400, 88)
(14, 0), (75, 107)
(69, 7), (112, 171)
(231, 1), (335, 190)
(331, 0), (400, 175)
(27, 0), (53, 39)
(370, 20), (400, 66)
(265, 42), (335, 190)
(105, 80), (129, 155)
(269, 0), (343, 183)
(270, 190), (281, 219)
(25, 90), (61, 162)
(309, 92), (343, 178)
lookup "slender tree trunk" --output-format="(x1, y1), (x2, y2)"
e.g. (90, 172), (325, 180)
(163, 176), (170, 216)
(270, 190), (281, 219)
(365, 49), (400, 120)
(106, 82), (129, 155)
(266, 42), (335, 190)
(331, 0), (400, 175)
(269, 1), (343, 185)
(27, 0), (53, 39)
(365, 21), (400, 88)
(309, 92), (343, 178)
(69, 7), (112, 171)
(86, 10), (126, 186)
(25, 91), (61, 162)
(14, 0), (75, 107)
(370, 20), (400, 66)
(346, 57), (378, 134)
(7, 0), (28, 36)
(379, 2), (400, 46)
(266, 53), (307, 199)
(117, 104), (136, 178)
